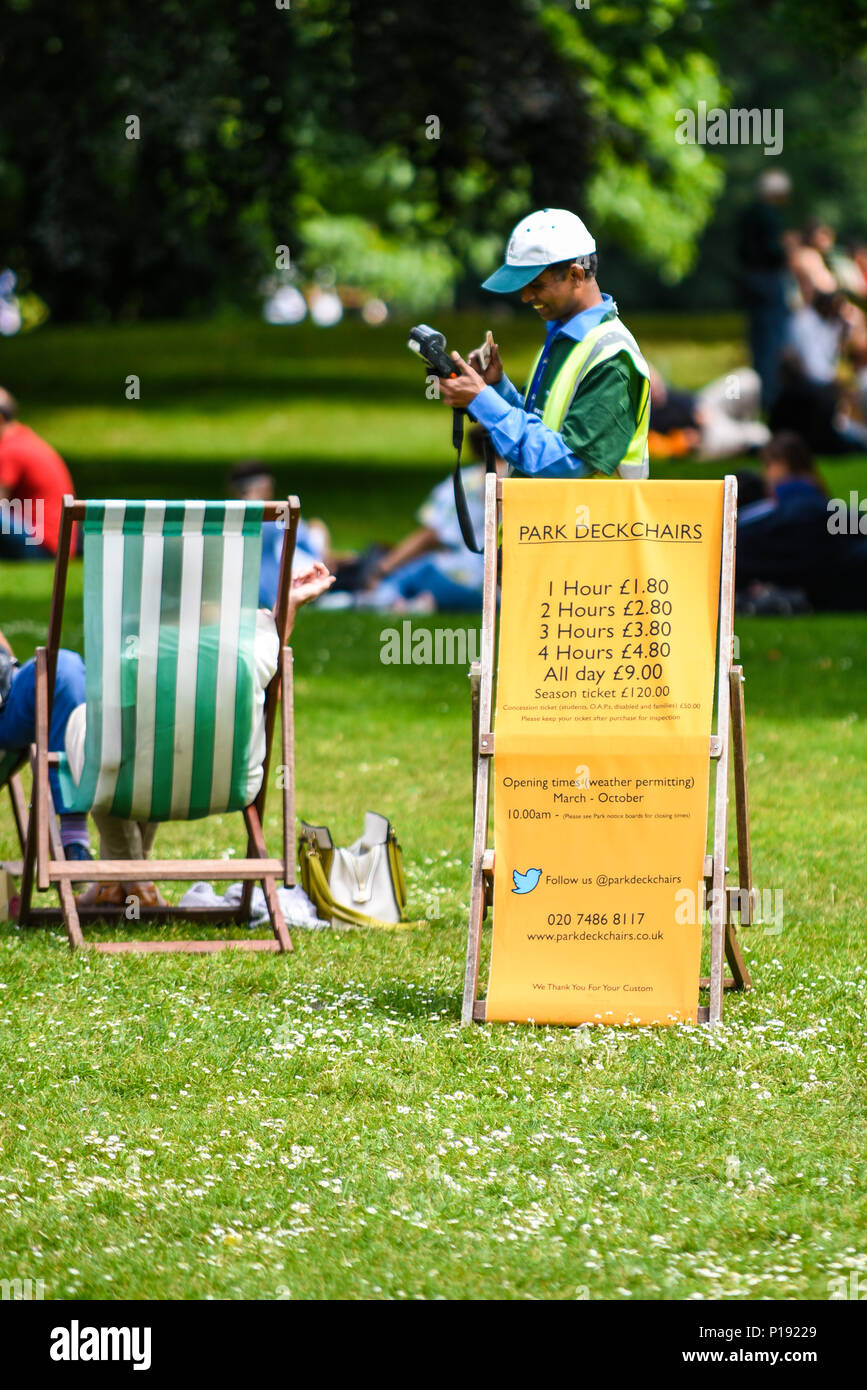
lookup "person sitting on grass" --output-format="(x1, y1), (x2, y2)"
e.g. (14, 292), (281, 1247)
(0, 560), (334, 910)
(0, 387), (78, 560)
(361, 426), (506, 612)
(770, 292), (867, 454)
(228, 461), (334, 609)
(647, 363), (770, 462)
(736, 432), (867, 613)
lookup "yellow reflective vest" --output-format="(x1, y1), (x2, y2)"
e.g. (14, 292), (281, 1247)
(525, 317), (651, 479)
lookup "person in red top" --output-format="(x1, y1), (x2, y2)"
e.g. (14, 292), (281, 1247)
(0, 386), (75, 558)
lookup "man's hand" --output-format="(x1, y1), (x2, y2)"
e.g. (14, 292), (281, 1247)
(438, 352), (488, 409)
(468, 332), (504, 385)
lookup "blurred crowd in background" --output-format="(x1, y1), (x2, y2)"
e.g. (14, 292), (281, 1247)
(3, 379), (865, 620)
(737, 169), (867, 450)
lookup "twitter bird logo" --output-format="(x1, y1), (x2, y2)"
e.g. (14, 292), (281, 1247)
(512, 867), (542, 895)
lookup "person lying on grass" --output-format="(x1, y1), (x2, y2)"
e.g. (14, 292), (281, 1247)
(0, 560), (334, 910)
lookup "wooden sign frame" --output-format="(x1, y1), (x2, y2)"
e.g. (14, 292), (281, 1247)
(462, 474), (753, 1027)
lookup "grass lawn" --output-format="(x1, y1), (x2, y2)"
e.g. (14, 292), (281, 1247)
(6, 307), (864, 549)
(0, 316), (865, 1301)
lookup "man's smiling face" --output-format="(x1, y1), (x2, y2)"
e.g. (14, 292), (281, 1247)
(520, 262), (583, 322)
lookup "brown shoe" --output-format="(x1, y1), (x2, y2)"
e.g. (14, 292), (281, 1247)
(76, 881), (126, 909)
(123, 881), (167, 909)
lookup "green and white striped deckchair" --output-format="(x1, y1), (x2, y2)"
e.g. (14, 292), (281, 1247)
(21, 494), (300, 953)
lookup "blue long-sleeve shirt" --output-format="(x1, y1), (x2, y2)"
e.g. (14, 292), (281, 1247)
(467, 294), (639, 478)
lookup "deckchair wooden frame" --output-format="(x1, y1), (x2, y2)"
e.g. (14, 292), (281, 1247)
(462, 474), (753, 1027)
(9, 494), (301, 954)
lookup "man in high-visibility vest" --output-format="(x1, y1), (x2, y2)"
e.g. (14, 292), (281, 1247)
(439, 208), (650, 479)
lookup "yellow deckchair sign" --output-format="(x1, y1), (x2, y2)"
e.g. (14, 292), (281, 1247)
(464, 477), (750, 1027)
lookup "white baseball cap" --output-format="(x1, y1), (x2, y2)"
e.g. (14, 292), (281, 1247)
(482, 208), (597, 293)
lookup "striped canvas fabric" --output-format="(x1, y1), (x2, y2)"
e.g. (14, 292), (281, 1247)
(57, 500), (266, 822)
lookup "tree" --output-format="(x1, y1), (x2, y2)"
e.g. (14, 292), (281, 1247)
(4, 0), (863, 319)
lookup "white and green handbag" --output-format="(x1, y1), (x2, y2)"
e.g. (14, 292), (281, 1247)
(299, 811), (409, 929)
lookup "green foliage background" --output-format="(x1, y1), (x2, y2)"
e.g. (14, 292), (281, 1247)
(3, 0), (865, 319)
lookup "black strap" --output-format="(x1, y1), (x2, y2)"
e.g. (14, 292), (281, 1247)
(452, 410), (496, 555)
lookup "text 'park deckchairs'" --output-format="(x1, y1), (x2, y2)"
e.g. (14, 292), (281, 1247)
(14, 495), (300, 953)
(463, 475), (753, 1028)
